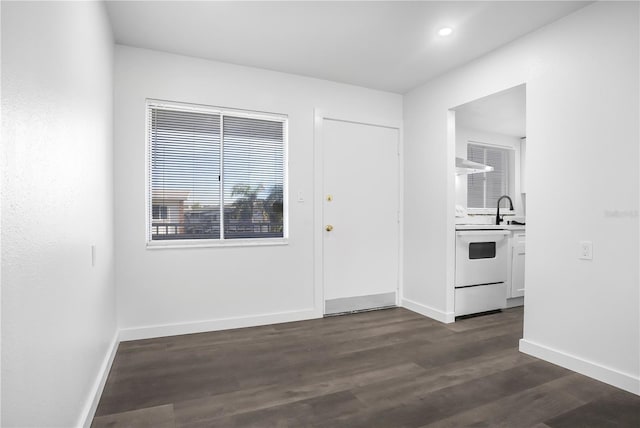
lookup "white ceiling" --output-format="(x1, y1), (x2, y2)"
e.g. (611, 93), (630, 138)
(105, 1), (590, 94)
(455, 84), (526, 137)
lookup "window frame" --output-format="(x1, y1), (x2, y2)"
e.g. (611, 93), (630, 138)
(466, 141), (515, 216)
(145, 99), (289, 249)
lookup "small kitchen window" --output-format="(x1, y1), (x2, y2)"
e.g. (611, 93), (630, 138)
(467, 143), (510, 210)
(147, 100), (288, 247)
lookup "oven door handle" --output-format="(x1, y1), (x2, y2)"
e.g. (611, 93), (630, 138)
(456, 230), (510, 243)
(456, 230), (511, 236)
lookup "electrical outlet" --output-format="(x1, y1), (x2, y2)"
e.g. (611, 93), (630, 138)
(579, 241), (593, 260)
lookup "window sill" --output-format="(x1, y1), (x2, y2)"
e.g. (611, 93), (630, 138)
(146, 238), (289, 250)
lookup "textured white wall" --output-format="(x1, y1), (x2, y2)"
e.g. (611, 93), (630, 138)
(404, 2), (639, 392)
(114, 46), (402, 337)
(1, 2), (116, 426)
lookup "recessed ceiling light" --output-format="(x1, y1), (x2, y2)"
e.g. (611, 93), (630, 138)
(438, 27), (453, 37)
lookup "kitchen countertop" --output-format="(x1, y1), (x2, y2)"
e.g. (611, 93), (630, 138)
(455, 224), (526, 231)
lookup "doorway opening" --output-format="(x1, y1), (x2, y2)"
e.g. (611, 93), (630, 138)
(449, 84), (527, 326)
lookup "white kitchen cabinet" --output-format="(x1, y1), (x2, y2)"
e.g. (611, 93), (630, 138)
(510, 232), (526, 298)
(520, 138), (527, 194)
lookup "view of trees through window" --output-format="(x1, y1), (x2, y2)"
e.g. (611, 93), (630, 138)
(149, 103), (286, 241)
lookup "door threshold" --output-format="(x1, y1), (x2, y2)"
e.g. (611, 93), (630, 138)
(324, 305), (396, 318)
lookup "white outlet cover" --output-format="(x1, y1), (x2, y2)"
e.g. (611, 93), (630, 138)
(579, 241), (593, 260)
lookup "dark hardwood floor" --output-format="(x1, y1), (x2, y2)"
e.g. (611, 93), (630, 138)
(93, 307), (640, 427)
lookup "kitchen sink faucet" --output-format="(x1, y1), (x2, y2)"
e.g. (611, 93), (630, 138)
(496, 195), (514, 225)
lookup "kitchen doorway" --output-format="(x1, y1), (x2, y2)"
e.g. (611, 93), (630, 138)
(450, 84), (527, 320)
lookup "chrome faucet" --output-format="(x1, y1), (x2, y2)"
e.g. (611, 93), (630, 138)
(496, 195), (514, 225)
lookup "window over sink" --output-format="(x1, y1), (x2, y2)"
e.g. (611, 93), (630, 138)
(467, 143), (511, 210)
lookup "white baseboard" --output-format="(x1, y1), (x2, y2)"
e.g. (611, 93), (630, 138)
(119, 308), (319, 342)
(78, 330), (120, 428)
(506, 296), (524, 308)
(401, 298), (455, 324)
(519, 339), (640, 396)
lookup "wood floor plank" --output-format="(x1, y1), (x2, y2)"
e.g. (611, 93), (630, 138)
(414, 331), (522, 369)
(173, 362), (426, 426)
(179, 391), (366, 428)
(91, 404), (175, 428)
(351, 347), (534, 407)
(544, 387), (640, 428)
(420, 373), (590, 428)
(96, 349), (240, 416)
(93, 307), (640, 428)
(319, 360), (572, 428)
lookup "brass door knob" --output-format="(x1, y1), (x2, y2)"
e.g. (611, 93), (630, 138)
(325, 225), (333, 232)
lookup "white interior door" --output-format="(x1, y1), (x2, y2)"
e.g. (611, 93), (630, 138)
(322, 118), (400, 314)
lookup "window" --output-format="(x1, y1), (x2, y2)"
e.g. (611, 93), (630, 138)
(467, 143), (510, 209)
(152, 205), (168, 220)
(147, 101), (287, 244)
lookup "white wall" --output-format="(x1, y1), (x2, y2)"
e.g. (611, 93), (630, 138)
(404, 1), (639, 393)
(1, 2), (116, 426)
(455, 127), (523, 217)
(114, 45), (402, 338)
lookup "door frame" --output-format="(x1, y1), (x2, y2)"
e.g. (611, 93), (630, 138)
(313, 109), (403, 317)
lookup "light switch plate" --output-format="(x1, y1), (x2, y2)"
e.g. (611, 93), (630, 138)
(579, 241), (593, 260)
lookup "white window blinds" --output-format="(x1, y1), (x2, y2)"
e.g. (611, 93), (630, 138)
(223, 116), (285, 239)
(148, 102), (286, 242)
(467, 143), (509, 209)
